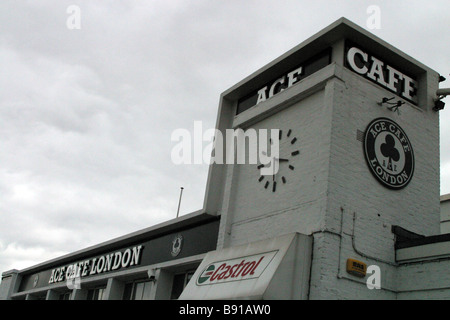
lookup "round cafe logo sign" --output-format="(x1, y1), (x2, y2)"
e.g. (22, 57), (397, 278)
(363, 118), (414, 190)
(171, 234), (183, 257)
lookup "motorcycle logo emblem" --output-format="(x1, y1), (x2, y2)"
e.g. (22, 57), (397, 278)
(363, 118), (414, 189)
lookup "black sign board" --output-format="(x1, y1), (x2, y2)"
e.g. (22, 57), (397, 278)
(18, 220), (220, 292)
(236, 49), (332, 115)
(344, 41), (418, 104)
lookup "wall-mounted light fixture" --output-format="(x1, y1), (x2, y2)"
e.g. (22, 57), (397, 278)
(377, 96), (394, 106)
(387, 100), (405, 114)
(434, 88), (450, 112)
(378, 97), (405, 115)
(434, 100), (446, 112)
(148, 268), (157, 282)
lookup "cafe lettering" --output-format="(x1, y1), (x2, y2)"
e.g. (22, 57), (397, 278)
(49, 245), (143, 284)
(346, 45), (418, 103)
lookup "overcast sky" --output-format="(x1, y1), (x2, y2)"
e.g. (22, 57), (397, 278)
(0, 1), (449, 277)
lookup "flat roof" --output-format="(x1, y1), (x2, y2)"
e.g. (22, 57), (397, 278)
(221, 17), (437, 101)
(395, 233), (450, 250)
(11, 210), (219, 276)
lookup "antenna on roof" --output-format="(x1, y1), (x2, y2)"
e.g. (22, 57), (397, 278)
(176, 187), (184, 218)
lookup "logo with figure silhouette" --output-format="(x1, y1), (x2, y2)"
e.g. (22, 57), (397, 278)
(171, 234), (183, 257)
(363, 118), (414, 189)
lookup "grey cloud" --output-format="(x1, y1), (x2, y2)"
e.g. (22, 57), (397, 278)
(0, 0), (448, 276)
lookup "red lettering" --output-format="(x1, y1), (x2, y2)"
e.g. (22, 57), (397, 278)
(223, 265), (235, 279)
(208, 256), (267, 283)
(250, 257), (264, 275)
(217, 265), (230, 280)
(231, 260), (245, 278)
(234, 262), (250, 277)
(241, 261), (255, 276)
(210, 263), (226, 281)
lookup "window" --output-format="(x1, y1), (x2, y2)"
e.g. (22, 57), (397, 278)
(170, 270), (195, 300)
(123, 280), (152, 300)
(59, 292), (72, 300)
(87, 287), (106, 300)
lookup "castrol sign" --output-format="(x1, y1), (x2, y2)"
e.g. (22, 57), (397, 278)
(196, 251), (278, 286)
(180, 233), (312, 299)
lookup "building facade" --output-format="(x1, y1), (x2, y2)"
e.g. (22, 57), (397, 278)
(441, 194), (450, 234)
(1, 17), (449, 300)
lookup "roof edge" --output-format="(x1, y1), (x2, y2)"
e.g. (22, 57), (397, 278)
(221, 17), (438, 100)
(15, 210), (219, 275)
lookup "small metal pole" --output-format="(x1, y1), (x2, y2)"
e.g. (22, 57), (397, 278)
(176, 187), (184, 218)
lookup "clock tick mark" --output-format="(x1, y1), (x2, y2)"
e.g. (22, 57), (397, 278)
(282, 176), (286, 184)
(289, 165), (295, 170)
(258, 176), (264, 182)
(287, 129), (292, 137)
(291, 150), (299, 156)
(291, 137), (297, 144)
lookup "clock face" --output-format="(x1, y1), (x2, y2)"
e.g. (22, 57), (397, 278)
(256, 129), (300, 192)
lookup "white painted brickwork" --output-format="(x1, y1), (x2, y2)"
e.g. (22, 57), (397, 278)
(441, 196), (450, 234)
(397, 260), (450, 299)
(228, 89), (329, 245)
(215, 58), (441, 298)
(313, 66), (441, 299)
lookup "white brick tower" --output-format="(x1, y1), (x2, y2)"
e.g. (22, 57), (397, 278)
(202, 18), (441, 298)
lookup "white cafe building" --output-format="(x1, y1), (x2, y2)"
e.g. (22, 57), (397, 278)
(1, 18), (450, 300)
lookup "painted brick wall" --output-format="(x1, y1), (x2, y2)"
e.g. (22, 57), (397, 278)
(215, 58), (440, 299)
(397, 259), (450, 299)
(309, 65), (440, 299)
(218, 87), (331, 248)
(441, 197), (450, 234)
